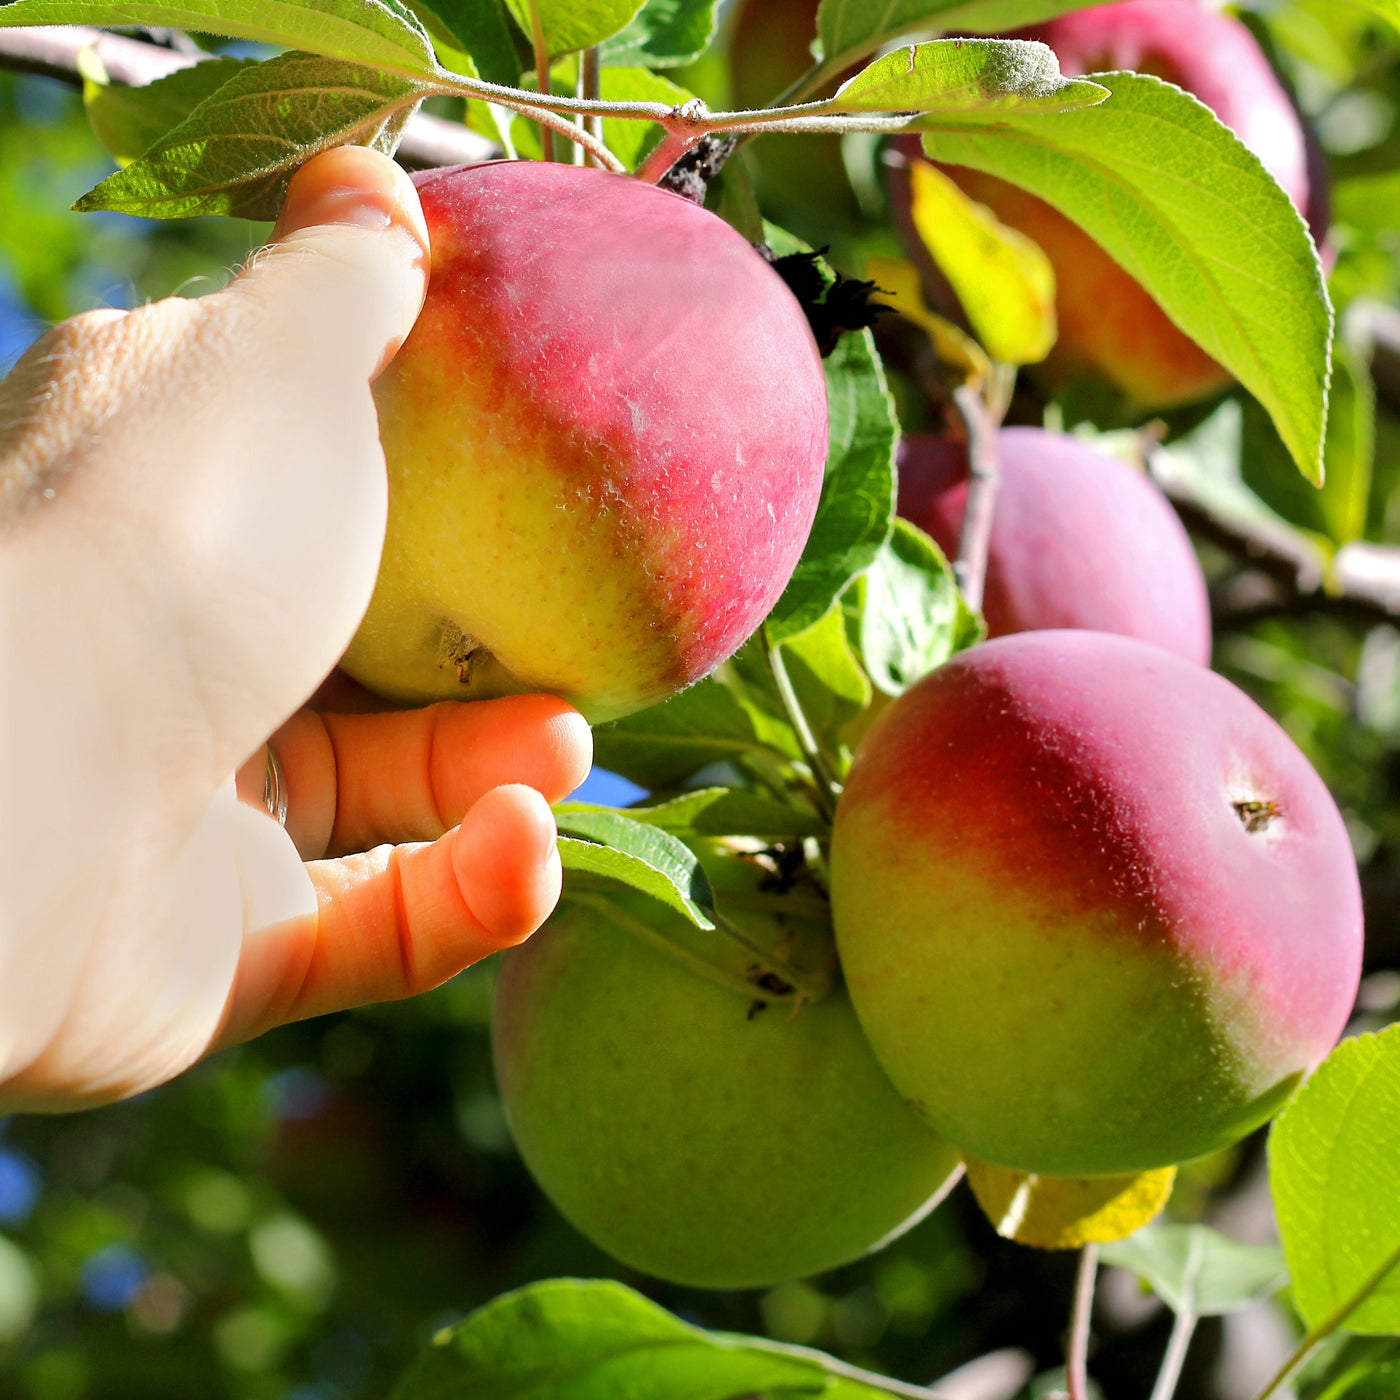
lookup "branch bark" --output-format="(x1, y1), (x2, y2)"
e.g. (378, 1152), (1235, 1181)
(1146, 445), (1400, 627)
(0, 25), (497, 169)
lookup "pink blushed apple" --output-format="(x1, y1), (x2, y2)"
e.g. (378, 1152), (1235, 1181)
(898, 428), (1211, 664)
(830, 630), (1364, 1175)
(343, 161), (829, 723)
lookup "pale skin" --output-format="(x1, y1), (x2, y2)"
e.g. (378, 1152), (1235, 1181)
(0, 145), (592, 1112)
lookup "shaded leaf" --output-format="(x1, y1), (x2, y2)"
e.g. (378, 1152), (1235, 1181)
(599, 0), (717, 68)
(75, 51), (431, 219)
(415, 0), (519, 84)
(502, 0), (644, 58)
(859, 516), (981, 697)
(84, 57), (252, 166)
(0, 0), (437, 73)
(391, 1279), (834, 1400)
(1101, 1225), (1287, 1317)
(920, 72), (1333, 482)
(592, 665), (798, 792)
(781, 602), (871, 763)
(815, 0), (1117, 77)
(767, 321), (897, 642)
(610, 788), (824, 841)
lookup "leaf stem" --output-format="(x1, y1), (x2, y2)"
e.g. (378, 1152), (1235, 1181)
(1149, 1310), (1198, 1400)
(581, 45), (602, 168)
(759, 627), (841, 827)
(1252, 1239), (1400, 1400)
(950, 381), (1002, 615)
(526, 0), (555, 161)
(1067, 1244), (1099, 1400)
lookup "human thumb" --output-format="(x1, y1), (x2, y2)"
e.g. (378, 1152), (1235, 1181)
(228, 144), (430, 382)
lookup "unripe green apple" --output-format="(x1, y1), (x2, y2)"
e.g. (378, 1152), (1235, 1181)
(343, 161), (828, 724)
(831, 631), (1363, 1176)
(492, 846), (962, 1288)
(898, 428), (1211, 664)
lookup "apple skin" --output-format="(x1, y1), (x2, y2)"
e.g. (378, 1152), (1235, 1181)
(898, 428), (1211, 664)
(892, 1), (1312, 410)
(830, 630), (1364, 1176)
(342, 161), (828, 724)
(492, 849), (962, 1289)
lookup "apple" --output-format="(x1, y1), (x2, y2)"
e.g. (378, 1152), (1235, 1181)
(830, 630), (1364, 1176)
(341, 161), (828, 724)
(898, 428), (1211, 664)
(892, 0), (1313, 410)
(492, 845), (962, 1288)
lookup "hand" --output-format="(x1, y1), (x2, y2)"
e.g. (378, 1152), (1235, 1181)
(0, 146), (591, 1112)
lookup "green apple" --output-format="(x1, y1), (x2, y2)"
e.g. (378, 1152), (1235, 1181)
(493, 844), (962, 1287)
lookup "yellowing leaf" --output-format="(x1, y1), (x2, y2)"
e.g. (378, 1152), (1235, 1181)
(864, 254), (990, 385)
(904, 160), (1056, 367)
(965, 1157), (1176, 1250)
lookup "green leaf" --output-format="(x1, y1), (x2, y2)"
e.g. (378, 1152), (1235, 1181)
(780, 602), (871, 761)
(602, 788), (824, 840)
(0, 0), (437, 74)
(1272, 1026), (1400, 1335)
(829, 38), (1108, 119)
(555, 808), (716, 928)
(599, 0), (717, 68)
(84, 57), (252, 166)
(502, 0), (645, 58)
(898, 156), (1054, 366)
(859, 517), (981, 697)
(767, 322), (898, 644)
(815, 0), (1117, 76)
(919, 72), (1333, 483)
(391, 1279), (834, 1400)
(414, 0), (520, 84)
(1100, 1224), (1287, 1317)
(592, 666), (798, 791)
(74, 52), (431, 220)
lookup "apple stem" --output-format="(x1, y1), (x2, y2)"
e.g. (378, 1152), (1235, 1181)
(636, 129), (703, 184)
(527, 0), (556, 161)
(760, 626), (842, 826)
(1066, 1243), (1098, 1400)
(951, 382), (1003, 614)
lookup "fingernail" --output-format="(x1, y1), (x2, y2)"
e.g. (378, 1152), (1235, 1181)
(273, 146), (429, 254)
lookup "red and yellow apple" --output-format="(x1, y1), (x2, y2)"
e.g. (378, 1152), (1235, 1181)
(830, 630), (1364, 1176)
(898, 428), (1211, 663)
(493, 845), (962, 1288)
(342, 161), (828, 723)
(892, 0), (1313, 410)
